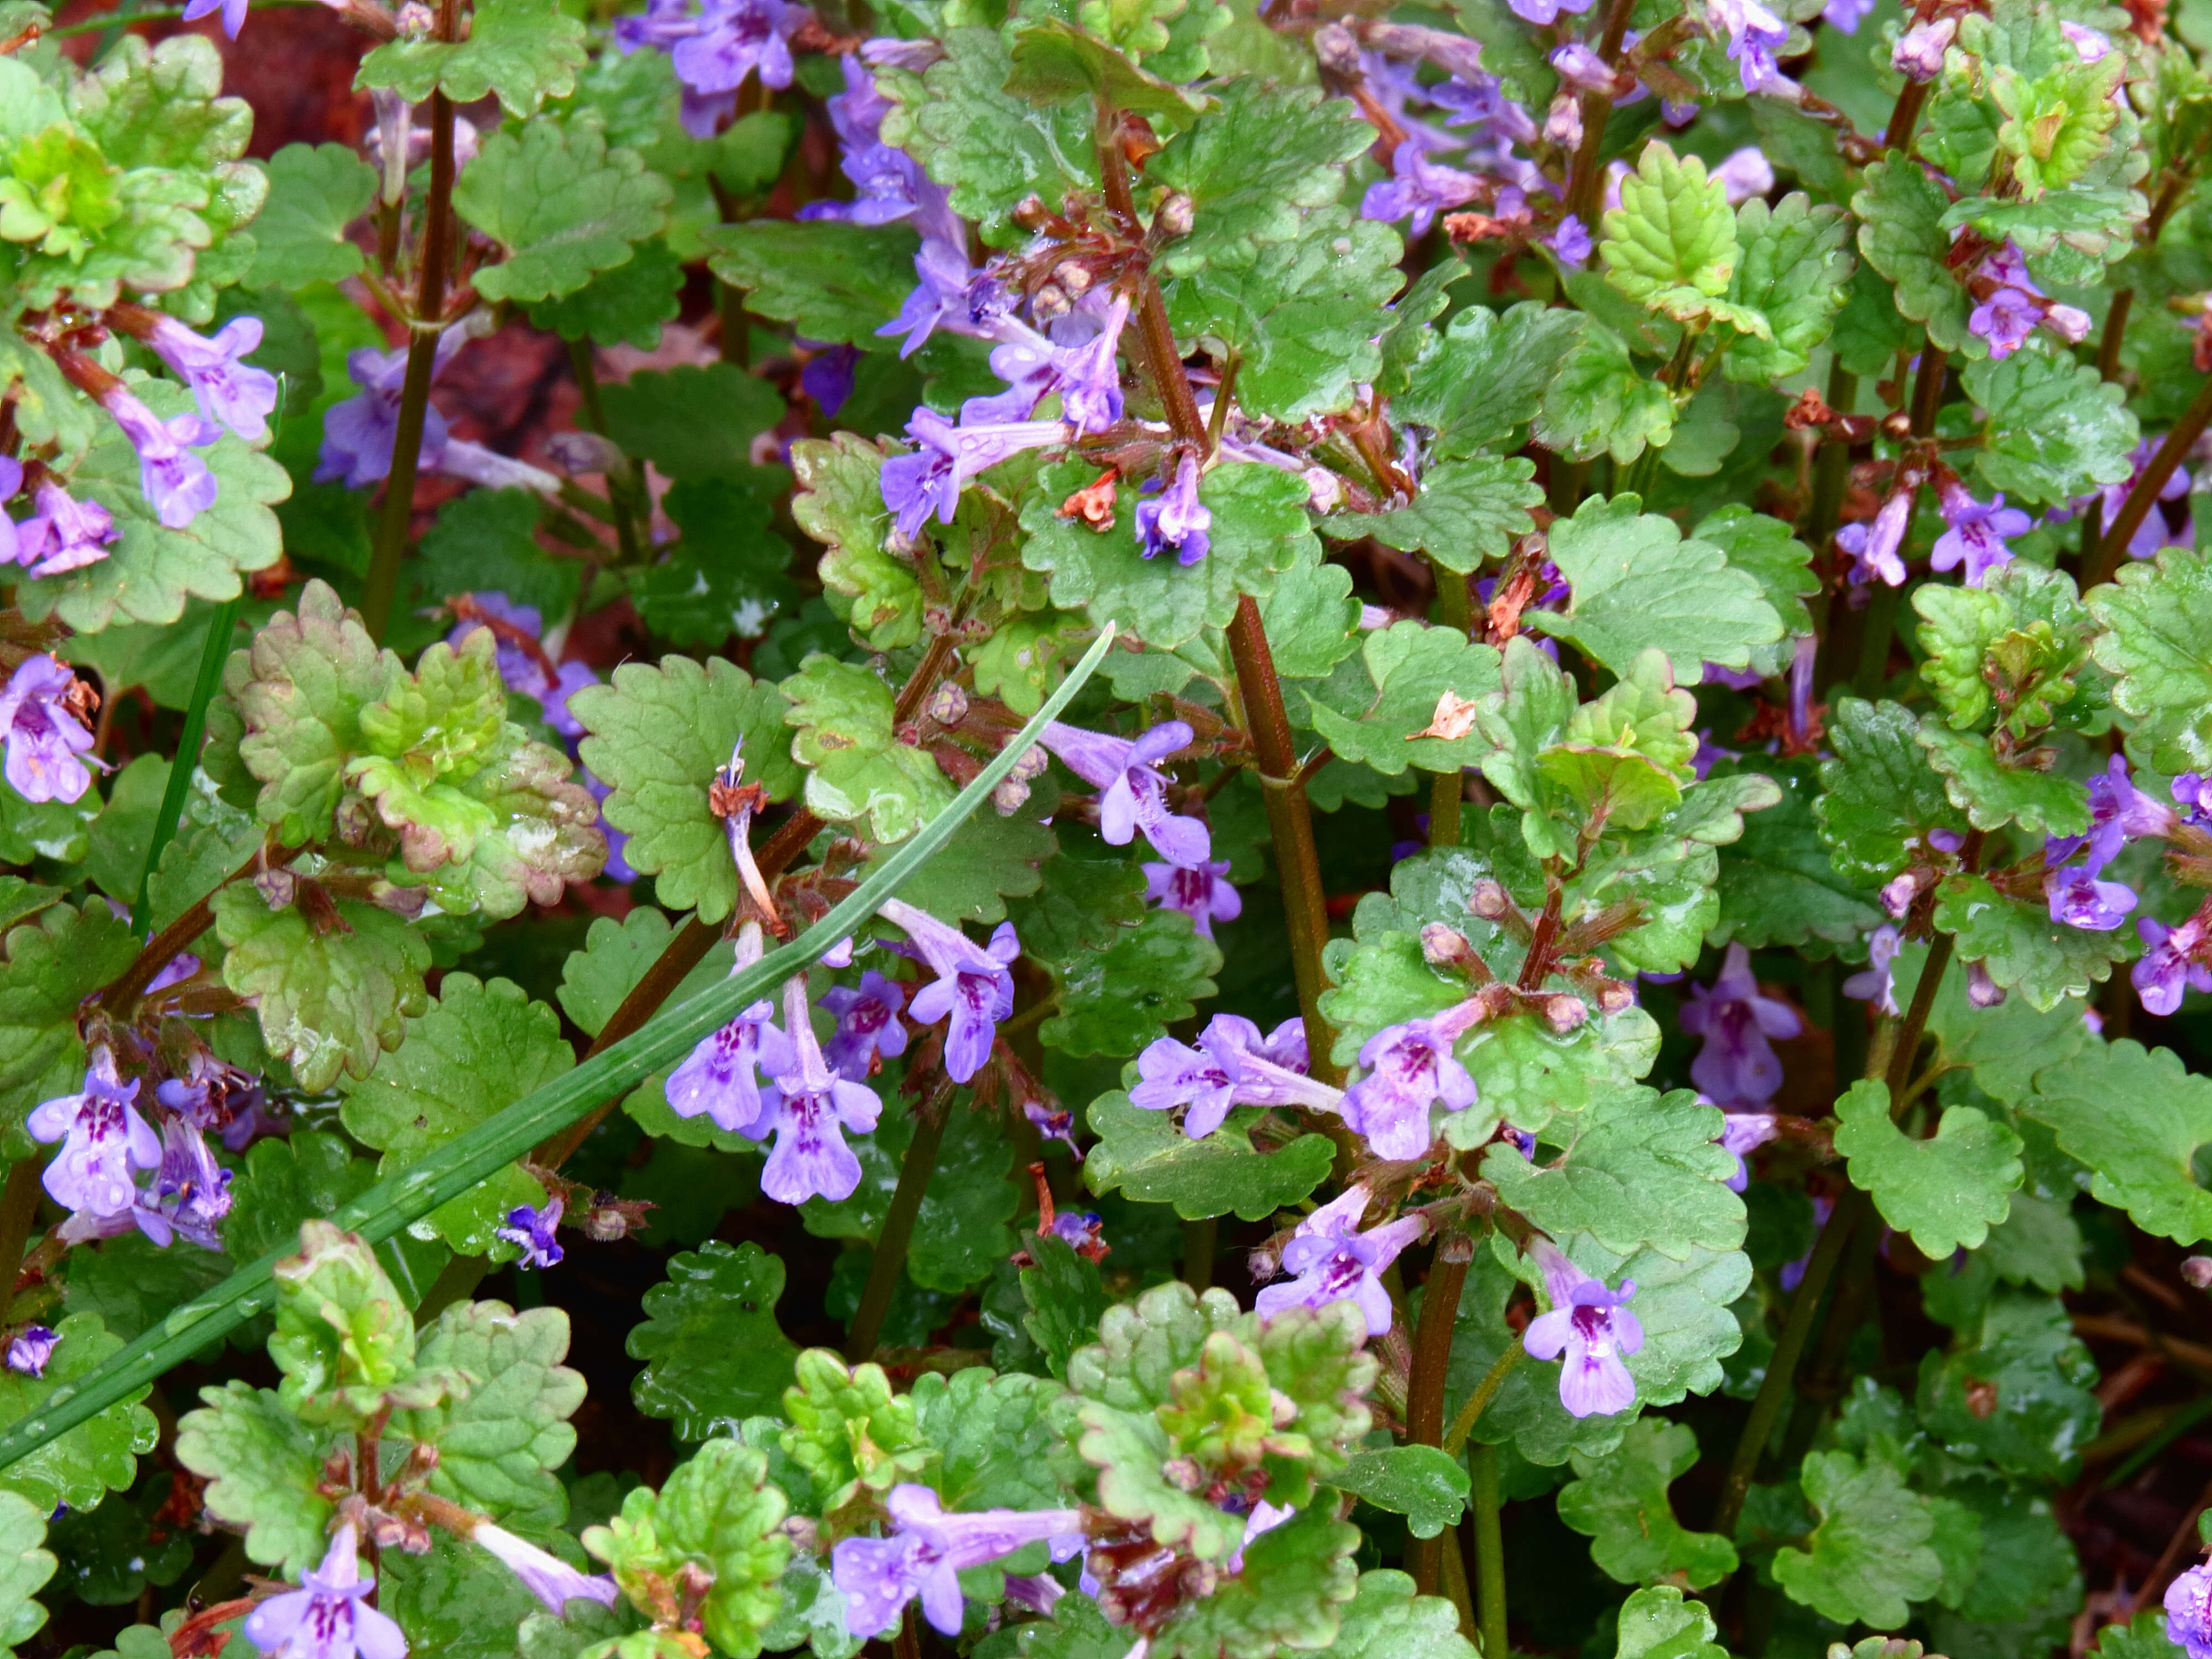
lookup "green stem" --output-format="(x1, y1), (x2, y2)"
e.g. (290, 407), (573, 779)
(132, 595), (239, 933)
(1442, 1343), (1523, 1459)
(0, 1158), (44, 1331)
(1181, 1216), (1217, 1292)
(845, 1080), (954, 1361)
(1408, 1233), (1473, 1597)
(1851, 581), (1903, 699)
(567, 340), (648, 567)
(1469, 1443), (1507, 1659)
(2087, 370), (2212, 591)
(1561, 0), (1637, 231)
(1806, 358), (1861, 696)
(411, 1253), (489, 1328)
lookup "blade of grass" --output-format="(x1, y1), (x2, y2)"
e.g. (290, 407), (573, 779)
(132, 596), (241, 935)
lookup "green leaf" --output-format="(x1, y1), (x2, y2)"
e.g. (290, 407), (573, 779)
(784, 655), (953, 843)
(244, 142), (373, 288)
(2020, 1039), (2212, 1244)
(523, 236), (685, 349)
(1694, 506), (1819, 641)
(1016, 1233), (1112, 1380)
(1083, 1092), (1334, 1220)
(455, 117), (671, 304)
(0, 899), (138, 1151)
(335, 974), (571, 1255)
(1339, 456), (1543, 576)
(1600, 141), (1742, 326)
(2089, 547), (2212, 773)
(1303, 621), (1504, 775)
(1964, 346), (2139, 507)
(1916, 1288), (2100, 1483)
(392, 1302), (586, 1525)
(633, 479), (794, 649)
(1532, 318), (1678, 464)
(1913, 561), (2093, 737)
(582, 1439), (790, 1659)
(1395, 301), (1587, 458)
(878, 28), (1095, 245)
(0, 1491), (51, 1653)
(16, 380), (289, 634)
(556, 906), (725, 1044)
(1144, 78), (1372, 276)
(570, 655), (799, 922)
(970, 612), (1095, 718)
(1149, 1503), (1361, 1659)
(911, 1364), (1076, 1515)
(1853, 158), (1973, 353)
(1162, 205), (1402, 421)
(1770, 1449), (1944, 1627)
(356, 0), (588, 116)
(1021, 459), (1312, 650)
(1003, 20), (1206, 129)
(1258, 558), (1361, 680)
(1813, 697), (1971, 884)
(1833, 1077), (2025, 1256)
(61, 1234), (231, 1348)
(418, 487), (580, 623)
(1040, 906), (1220, 1057)
(1332, 1445), (1471, 1540)
(1559, 1418), (1738, 1588)
(212, 883), (432, 1093)
(859, 782), (1057, 924)
(1710, 759), (1884, 949)
(596, 362), (788, 482)
(269, 1221), (441, 1427)
(1916, 723), (2090, 838)
(702, 219), (920, 348)
(228, 578), (388, 842)
(0, 1315), (154, 1515)
(1481, 1087), (1744, 1262)
(1721, 192), (1853, 383)
(779, 1350), (933, 1514)
(792, 434), (918, 651)
(1330, 1570), (1477, 1659)
(383, 1531), (568, 1659)
(173, 1381), (331, 1575)
(1931, 873), (2128, 1010)
(1612, 1586), (1726, 1659)
(221, 1131), (377, 1265)
(629, 1243), (803, 1442)
(1525, 493), (1783, 682)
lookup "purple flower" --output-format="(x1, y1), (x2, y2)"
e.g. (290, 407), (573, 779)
(1717, 1110), (1780, 1193)
(468, 1520), (618, 1616)
(1892, 15), (1956, 79)
(1841, 924), (1902, 1015)
(98, 384), (219, 529)
(1144, 857), (1241, 940)
(447, 595), (598, 738)
(1342, 1013), (1480, 1161)
(2061, 19), (2113, 59)
(0, 655), (97, 804)
(1548, 214), (1593, 266)
(1023, 1097), (1082, 1159)
(26, 1050), (160, 1223)
(668, 0), (800, 96)
(140, 315), (279, 444)
(13, 482), (118, 577)
(801, 343), (860, 416)
(179, 0), (248, 35)
(667, 933), (791, 1135)
(878, 238), (1006, 358)
(1433, 71), (1542, 145)
(1048, 1210), (1105, 1255)
(1550, 43), (1615, 92)
(1677, 945), (1799, 1106)
(2046, 838), (2138, 931)
(2134, 914), (2212, 1015)
(1039, 719), (1210, 865)
(1360, 143), (1483, 238)
(820, 971), (909, 1080)
(1930, 479), (2028, 587)
(1822, 0), (1873, 30)
(2168, 1563), (2212, 1659)
(1838, 490), (1911, 586)
(880, 904), (1018, 1083)
(1966, 959), (2006, 1008)
(761, 976), (883, 1203)
(2089, 439), (2197, 561)
(135, 1115), (233, 1251)
(1712, 147), (1775, 205)
(1970, 287), (2039, 360)
(241, 1524), (408, 1659)
(1522, 1241), (1643, 1418)
(1501, 0), (1591, 25)
(317, 336), (464, 488)
(4, 1327), (54, 1378)
(833, 1484), (1087, 1639)
(2177, 772), (2212, 831)
(1253, 1184), (1427, 1336)
(497, 1196), (565, 1269)
(878, 409), (1070, 539)
(1135, 454), (1212, 566)
(1709, 0), (1791, 91)
(1054, 293), (1130, 436)
(1130, 1015), (1333, 1139)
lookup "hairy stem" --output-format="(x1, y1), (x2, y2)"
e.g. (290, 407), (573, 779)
(1562, 0), (1637, 231)
(1440, 1510), (1478, 1644)
(1469, 1442), (1507, 1658)
(1409, 1233), (1474, 1597)
(2097, 289), (2135, 386)
(1442, 1342), (1523, 1458)
(846, 1080), (956, 1361)
(2087, 371), (2212, 590)
(132, 594), (240, 932)
(1883, 80), (1931, 153)
(1907, 345), (1947, 437)
(0, 1158), (44, 1330)
(362, 46), (460, 646)
(1182, 1216), (1217, 1292)
(567, 340), (648, 567)
(98, 842), (280, 1018)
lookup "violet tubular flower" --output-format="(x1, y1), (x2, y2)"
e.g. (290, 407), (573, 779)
(13, 481), (118, 578)
(469, 1520), (619, 1616)
(1931, 479), (2028, 587)
(761, 975), (884, 1204)
(137, 314), (280, 444)
(97, 383), (220, 529)
(1841, 924), (1902, 1016)
(179, 0), (248, 36)
(0, 655), (97, 805)
(1678, 944), (1799, 1106)
(820, 969), (909, 1080)
(1360, 143), (1484, 238)
(498, 1196), (565, 1269)
(1144, 857), (1241, 940)
(2169, 1563), (2212, 1659)
(2133, 914), (2212, 1015)
(832, 1484), (1086, 1639)
(1708, 0), (1791, 91)
(4, 1327), (54, 1378)
(1892, 15), (1957, 79)
(1522, 1241), (1644, 1418)
(26, 1050), (161, 1225)
(316, 333), (467, 489)
(1039, 718), (1210, 865)
(137, 1115), (234, 1251)
(240, 1524), (408, 1659)
(1253, 1184), (1427, 1336)
(1341, 1005), (1481, 1160)
(1717, 1110), (1780, 1193)
(667, 925), (790, 1135)
(1837, 489), (1911, 587)
(879, 409), (1071, 539)
(2045, 838), (2138, 931)
(1135, 453), (1211, 566)
(1969, 287), (2039, 358)
(2089, 754), (2175, 867)
(1131, 1014), (1333, 1139)
(877, 899), (1017, 1082)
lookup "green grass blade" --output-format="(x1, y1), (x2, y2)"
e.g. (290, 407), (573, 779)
(0, 623), (1117, 1473)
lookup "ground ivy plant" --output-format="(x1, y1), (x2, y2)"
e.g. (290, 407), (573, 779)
(1, 0), (2211, 1654)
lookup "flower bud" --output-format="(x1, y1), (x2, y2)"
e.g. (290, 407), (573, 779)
(1542, 994), (1589, 1032)
(1051, 260), (1093, 297)
(2183, 1255), (2212, 1289)
(992, 779), (1031, 817)
(1156, 194), (1194, 239)
(925, 682), (969, 726)
(1422, 922), (1473, 967)
(1468, 879), (1511, 919)
(1032, 284), (1071, 322)
(1312, 20), (1359, 71)
(255, 868), (296, 910)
